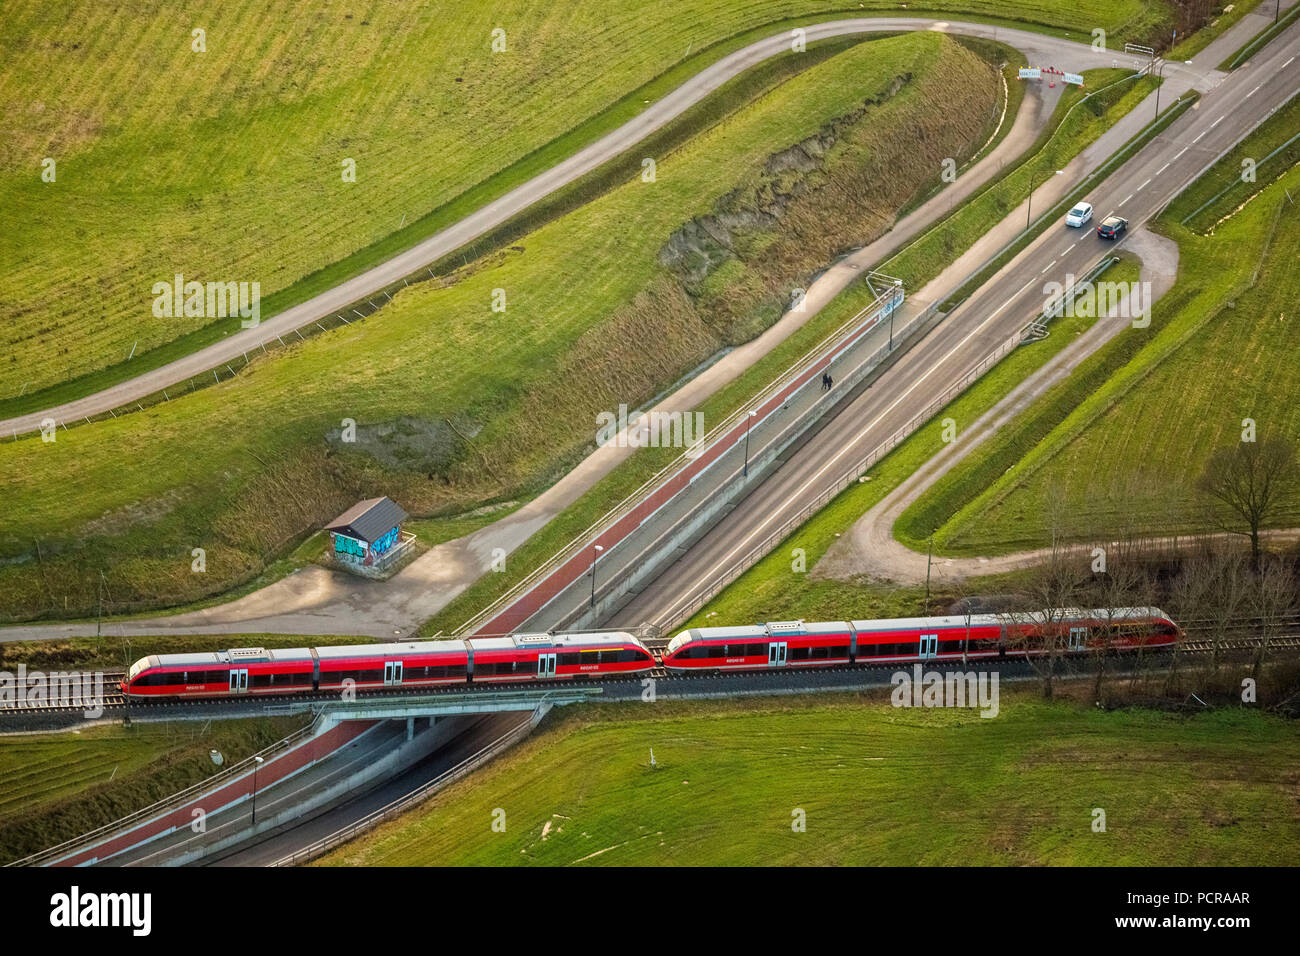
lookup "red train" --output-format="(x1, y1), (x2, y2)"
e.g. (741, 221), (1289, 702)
(660, 607), (1180, 671)
(121, 631), (654, 699)
(121, 607), (1181, 700)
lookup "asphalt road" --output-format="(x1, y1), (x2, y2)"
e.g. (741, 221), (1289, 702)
(2, 18), (1196, 438)
(205, 712), (523, 866)
(608, 19), (1300, 632)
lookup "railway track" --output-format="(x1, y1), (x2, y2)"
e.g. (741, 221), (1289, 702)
(3, 634), (1297, 720)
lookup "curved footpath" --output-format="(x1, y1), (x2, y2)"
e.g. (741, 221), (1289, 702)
(0, 14), (1251, 642)
(2, 17), (1201, 438)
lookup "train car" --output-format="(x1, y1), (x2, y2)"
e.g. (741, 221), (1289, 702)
(123, 631), (655, 699)
(663, 607), (1181, 672)
(999, 607), (1181, 654)
(662, 620), (854, 671)
(122, 647), (316, 699)
(315, 641), (471, 694)
(850, 613), (1004, 663)
(468, 631), (655, 681)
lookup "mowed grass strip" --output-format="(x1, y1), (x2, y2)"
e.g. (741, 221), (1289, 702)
(0, 0), (1166, 402)
(1163, 89), (1300, 233)
(917, 165), (1300, 556)
(314, 694), (1300, 866)
(0, 34), (1000, 621)
(0, 715), (310, 864)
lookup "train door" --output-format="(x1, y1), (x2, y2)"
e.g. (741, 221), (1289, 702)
(767, 642), (787, 667)
(918, 634), (938, 659)
(537, 653), (557, 678)
(228, 669), (248, 694)
(1068, 627), (1088, 652)
(383, 661), (404, 686)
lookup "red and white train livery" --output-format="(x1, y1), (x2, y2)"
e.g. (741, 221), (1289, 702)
(122, 607), (1181, 700)
(660, 607), (1180, 671)
(122, 630), (654, 699)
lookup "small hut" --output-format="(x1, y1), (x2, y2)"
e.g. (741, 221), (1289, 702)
(324, 496), (413, 578)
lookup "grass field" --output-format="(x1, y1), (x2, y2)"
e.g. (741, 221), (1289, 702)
(0, 715), (309, 864)
(913, 163), (1300, 556)
(315, 693), (1300, 866)
(0, 33), (1004, 622)
(0, 0), (1173, 408)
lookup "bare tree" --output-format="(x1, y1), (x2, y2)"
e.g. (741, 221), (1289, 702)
(1085, 540), (1148, 701)
(1166, 534), (1217, 689)
(1250, 554), (1299, 679)
(1007, 534), (1088, 699)
(1197, 437), (1299, 572)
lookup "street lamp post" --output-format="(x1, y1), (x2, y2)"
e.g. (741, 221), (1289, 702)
(251, 755), (265, 826)
(1153, 60), (1168, 120)
(589, 544), (604, 607)
(742, 410), (758, 477)
(889, 280), (902, 350)
(1026, 169), (1065, 229)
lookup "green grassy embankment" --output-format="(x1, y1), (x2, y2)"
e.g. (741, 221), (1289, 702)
(0, 0), (1170, 412)
(314, 692), (1300, 866)
(2, 34), (1002, 622)
(0, 715), (310, 865)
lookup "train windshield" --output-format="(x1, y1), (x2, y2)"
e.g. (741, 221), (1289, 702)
(127, 658), (150, 682)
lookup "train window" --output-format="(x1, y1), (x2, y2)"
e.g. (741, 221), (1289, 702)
(789, 647), (810, 661)
(558, 653), (580, 666)
(830, 645), (849, 658)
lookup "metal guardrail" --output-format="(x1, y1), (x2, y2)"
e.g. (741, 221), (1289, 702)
(7, 708), (327, 867)
(454, 277), (906, 635)
(269, 709), (542, 866)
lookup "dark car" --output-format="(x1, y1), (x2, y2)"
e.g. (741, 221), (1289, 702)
(1097, 216), (1128, 240)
